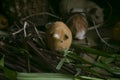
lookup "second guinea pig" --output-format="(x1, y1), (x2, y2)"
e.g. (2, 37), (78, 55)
(67, 13), (88, 40)
(46, 21), (72, 51)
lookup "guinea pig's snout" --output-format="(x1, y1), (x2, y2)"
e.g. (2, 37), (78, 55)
(60, 40), (64, 43)
(60, 34), (69, 43)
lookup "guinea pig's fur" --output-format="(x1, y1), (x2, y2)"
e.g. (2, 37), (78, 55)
(67, 13), (88, 40)
(46, 21), (72, 51)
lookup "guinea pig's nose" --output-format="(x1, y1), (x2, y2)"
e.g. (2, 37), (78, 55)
(60, 40), (64, 43)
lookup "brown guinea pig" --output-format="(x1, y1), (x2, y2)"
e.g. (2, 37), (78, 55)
(46, 21), (72, 51)
(67, 13), (88, 40)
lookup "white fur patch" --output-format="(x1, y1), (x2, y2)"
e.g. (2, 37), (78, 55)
(53, 34), (60, 39)
(75, 30), (86, 40)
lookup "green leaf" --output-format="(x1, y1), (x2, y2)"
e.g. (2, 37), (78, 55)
(100, 57), (114, 64)
(76, 76), (104, 80)
(56, 58), (66, 70)
(0, 55), (4, 67)
(4, 67), (17, 80)
(56, 50), (71, 70)
(71, 42), (118, 58)
(0, 56), (17, 80)
(17, 73), (73, 80)
(107, 78), (120, 80)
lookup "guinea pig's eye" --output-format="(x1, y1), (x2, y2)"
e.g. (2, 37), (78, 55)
(50, 32), (54, 37)
(64, 34), (69, 40)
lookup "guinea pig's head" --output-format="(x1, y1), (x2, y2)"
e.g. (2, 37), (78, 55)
(46, 21), (72, 51)
(67, 14), (88, 40)
(88, 7), (104, 24)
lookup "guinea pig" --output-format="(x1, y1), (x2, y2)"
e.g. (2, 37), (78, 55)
(67, 13), (88, 40)
(45, 21), (72, 51)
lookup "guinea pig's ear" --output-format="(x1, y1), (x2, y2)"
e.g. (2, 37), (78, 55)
(45, 22), (53, 29)
(50, 32), (54, 37)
